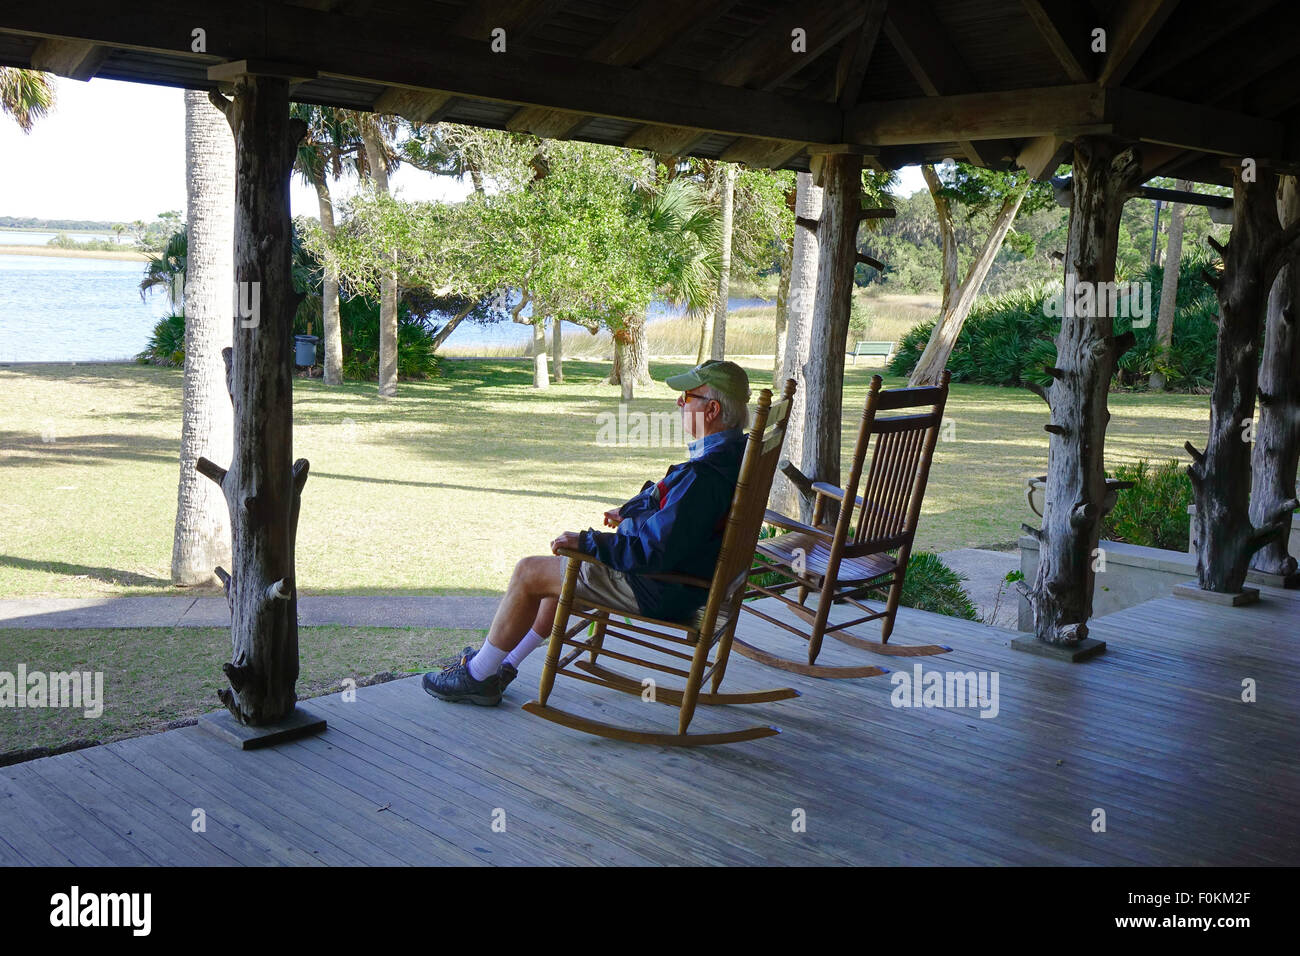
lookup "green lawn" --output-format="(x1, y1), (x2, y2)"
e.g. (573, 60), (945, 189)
(0, 625), (479, 756)
(0, 358), (1211, 600)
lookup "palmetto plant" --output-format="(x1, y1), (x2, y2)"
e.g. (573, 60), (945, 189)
(0, 67), (54, 132)
(139, 228), (188, 313)
(642, 176), (722, 317)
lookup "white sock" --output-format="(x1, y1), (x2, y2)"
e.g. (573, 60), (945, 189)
(468, 641), (508, 682)
(504, 629), (547, 669)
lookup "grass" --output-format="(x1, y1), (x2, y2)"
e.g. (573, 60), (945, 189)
(0, 351), (1210, 600)
(0, 625), (480, 757)
(440, 289), (941, 359)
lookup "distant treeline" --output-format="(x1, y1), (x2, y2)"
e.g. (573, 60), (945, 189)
(0, 216), (122, 232)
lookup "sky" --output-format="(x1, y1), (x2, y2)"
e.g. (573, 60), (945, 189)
(0, 76), (925, 225)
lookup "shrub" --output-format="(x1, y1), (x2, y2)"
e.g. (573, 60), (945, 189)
(136, 314), (186, 367)
(1100, 459), (1193, 551)
(888, 255), (1220, 391)
(336, 296), (442, 381)
(898, 551), (979, 620)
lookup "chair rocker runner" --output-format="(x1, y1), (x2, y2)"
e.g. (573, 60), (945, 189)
(523, 380), (800, 746)
(736, 371), (952, 679)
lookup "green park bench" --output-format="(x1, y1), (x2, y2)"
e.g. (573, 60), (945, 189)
(849, 340), (896, 365)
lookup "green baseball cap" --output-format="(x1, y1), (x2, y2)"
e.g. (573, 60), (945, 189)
(664, 359), (751, 403)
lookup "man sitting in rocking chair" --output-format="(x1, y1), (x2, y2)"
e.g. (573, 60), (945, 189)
(423, 360), (752, 707)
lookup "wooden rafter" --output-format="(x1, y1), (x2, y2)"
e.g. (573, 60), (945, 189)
(1126, 0), (1275, 88)
(371, 88), (456, 124)
(882, 0), (991, 167)
(28, 37), (109, 80)
(834, 0), (887, 109)
(451, 0), (570, 42)
(1097, 0), (1181, 87)
(1018, 0), (1094, 83)
(706, 0), (867, 91)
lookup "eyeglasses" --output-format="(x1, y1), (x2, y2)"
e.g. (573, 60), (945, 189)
(679, 390), (715, 405)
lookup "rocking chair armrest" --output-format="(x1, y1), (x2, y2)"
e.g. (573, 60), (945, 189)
(761, 509), (835, 542)
(554, 546), (601, 565)
(811, 481), (866, 510)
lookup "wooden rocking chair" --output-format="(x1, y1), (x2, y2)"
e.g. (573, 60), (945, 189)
(736, 371), (952, 678)
(522, 379), (800, 746)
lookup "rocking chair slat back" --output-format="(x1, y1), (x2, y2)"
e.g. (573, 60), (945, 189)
(699, 378), (799, 639)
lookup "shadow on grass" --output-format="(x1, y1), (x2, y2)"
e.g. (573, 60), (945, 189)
(0, 431), (175, 468)
(0, 554), (171, 588)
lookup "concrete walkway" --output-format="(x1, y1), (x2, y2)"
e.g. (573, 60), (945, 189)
(0, 549), (1014, 631)
(0, 595), (501, 630)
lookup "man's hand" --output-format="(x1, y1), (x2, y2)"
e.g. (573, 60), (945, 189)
(602, 508), (621, 528)
(550, 531), (582, 554)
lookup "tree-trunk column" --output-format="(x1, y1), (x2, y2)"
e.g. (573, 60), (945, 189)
(203, 74), (309, 725)
(1191, 166), (1300, 591)
(1023, 138), (1142, 645)
(771, 172), (821, 521)
(802, 151), (862, 517)
(1250, 175), (1300, 580)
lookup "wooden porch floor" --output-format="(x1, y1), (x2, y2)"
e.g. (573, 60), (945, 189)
(2, 586), (1297, 866)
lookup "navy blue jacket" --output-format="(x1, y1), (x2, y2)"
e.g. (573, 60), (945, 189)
(578, 428), (746, 622)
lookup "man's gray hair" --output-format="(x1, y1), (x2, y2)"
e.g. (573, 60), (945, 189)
(701, 384), (750, 431)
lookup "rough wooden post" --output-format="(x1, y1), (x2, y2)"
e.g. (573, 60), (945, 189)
(1250, 174), (1300, 582)
(770, 171), (821, 521)
(1020, 137), (1143, 646)
(801, 150), (862, 522)
(201, 70), (309, 725)
(1191, 166), (1300, 591)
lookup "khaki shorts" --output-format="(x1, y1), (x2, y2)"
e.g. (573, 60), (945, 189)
(573, 560), (641, 615)
(572, 559), (730, 634)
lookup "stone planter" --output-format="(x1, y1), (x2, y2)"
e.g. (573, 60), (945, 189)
(1017, 536), (1199, 631)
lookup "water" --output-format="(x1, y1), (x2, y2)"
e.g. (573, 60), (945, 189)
(0, 246), (773, 361)
(0, 230), (121, 246)
(0, 253), (172, 362)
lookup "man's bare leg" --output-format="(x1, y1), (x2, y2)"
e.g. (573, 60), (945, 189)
(483, 556), (567, 652)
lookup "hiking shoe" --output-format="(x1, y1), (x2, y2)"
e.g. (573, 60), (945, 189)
(422, 649), (504, 706)
(458, 645), (518, 693)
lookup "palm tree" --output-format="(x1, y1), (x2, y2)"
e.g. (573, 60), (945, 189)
(112, 223), (126, 244)
(171, 89), (235, 586)
(139, 228), (188, 312)
(0, 68), (54, 132)
(291, 103), (365, 386)
(609, 174), (720, 399)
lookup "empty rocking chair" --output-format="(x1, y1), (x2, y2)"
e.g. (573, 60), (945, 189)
(736, 371), (952, 678)
(523, 380), (800, 746)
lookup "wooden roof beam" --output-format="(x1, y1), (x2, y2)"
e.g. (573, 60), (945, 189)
(1019, 0), (1094, 83)
(719, 137), (808, 169)
(1016, 134), (1071, 179)
(882, 0), (992, 166)
(1126, 0), (1274, 88)
(1097, 0), (1181, 88)
(706, 0), (868, 91)
(451, 0), (571, 43)
(834, 0), (887, 109)
(506, 0), (717, 143)
(371, 88), (457, 124)
(28, 37), (110, 80)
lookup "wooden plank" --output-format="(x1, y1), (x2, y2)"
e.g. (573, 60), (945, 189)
(1019, 0), (1094, 83)
(26, 748), (242, 866)
(0, 771), (77, 864)
(1, 763), (143, 865)
(107, 733), (351, 865)
(835, 0), (887, 109)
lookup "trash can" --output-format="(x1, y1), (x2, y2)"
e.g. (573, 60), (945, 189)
(294, 334), (319, 367)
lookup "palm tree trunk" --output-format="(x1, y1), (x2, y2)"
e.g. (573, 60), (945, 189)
(696, 307), (713, 364)
(711, 163), (735, 360)
(771, 172), (821, 521)
(361, 118), (398, 398)
(1149, 179), (1192, 390)
(909, 183), (1029, 387)
(172, 90), (234, 587)
(312, 175), (344, 386)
